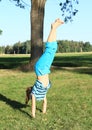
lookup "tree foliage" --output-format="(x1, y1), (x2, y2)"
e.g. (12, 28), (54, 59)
(10, 0), (79, 23)
(0, 0), (79, 23)
(58, 40), (92, 53)
(60, 0), (79, 22)
(0, 29), (2, 35)
(0, 40), (92, 54)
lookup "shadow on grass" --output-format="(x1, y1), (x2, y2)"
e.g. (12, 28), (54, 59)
(52, 54), (92, 75)
(0, 93), (32, 118)
(0, 53), (92, 69)
(53, 54), (92, 68)
(52, 66), (92, 75)
(0, 57), (30, 69)
(0, 54), (92, 75)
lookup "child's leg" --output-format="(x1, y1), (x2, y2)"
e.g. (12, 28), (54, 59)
(47, 18), (64, 42)
(35, 41), (57, 73)
(42, 96), (47, 114)
(36, 19), (64, 87)
(31, 94), (36, 118)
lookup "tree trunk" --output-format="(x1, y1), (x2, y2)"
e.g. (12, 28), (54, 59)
(30, 0), (46, 69)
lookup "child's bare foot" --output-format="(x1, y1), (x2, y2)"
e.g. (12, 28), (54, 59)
(51, 18), (64, 29)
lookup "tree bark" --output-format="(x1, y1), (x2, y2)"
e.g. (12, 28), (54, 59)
(30, 0), (46, 69)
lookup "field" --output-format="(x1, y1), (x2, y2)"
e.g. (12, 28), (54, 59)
(0, 52), (92, 130)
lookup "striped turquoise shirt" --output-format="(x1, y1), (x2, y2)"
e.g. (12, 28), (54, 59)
(31, 80), (51, 101)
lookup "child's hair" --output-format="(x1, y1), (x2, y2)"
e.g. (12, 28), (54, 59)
(25, 86), (33, 104)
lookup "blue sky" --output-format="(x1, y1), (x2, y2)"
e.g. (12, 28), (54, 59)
(0, 0), (92, 46)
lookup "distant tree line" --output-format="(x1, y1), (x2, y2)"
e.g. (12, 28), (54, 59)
(0, 29), (2, 35)
(0, 40), (92, 54)
(58, 40), (92, 53)
(0, 40), (30, 54)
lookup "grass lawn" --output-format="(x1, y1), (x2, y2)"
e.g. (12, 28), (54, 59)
(0, 52), (92, 69)
(0, 52), (92, 130)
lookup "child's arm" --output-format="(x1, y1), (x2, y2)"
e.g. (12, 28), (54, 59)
(31, 94), (36, 118)
(42, 96), (47, 114)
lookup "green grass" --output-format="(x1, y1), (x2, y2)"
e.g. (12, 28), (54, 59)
(0, 52), (92, 69)
(53, 52), (92, 67)
(0, 54), (30, 69)
(0, 52), (92, 130)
